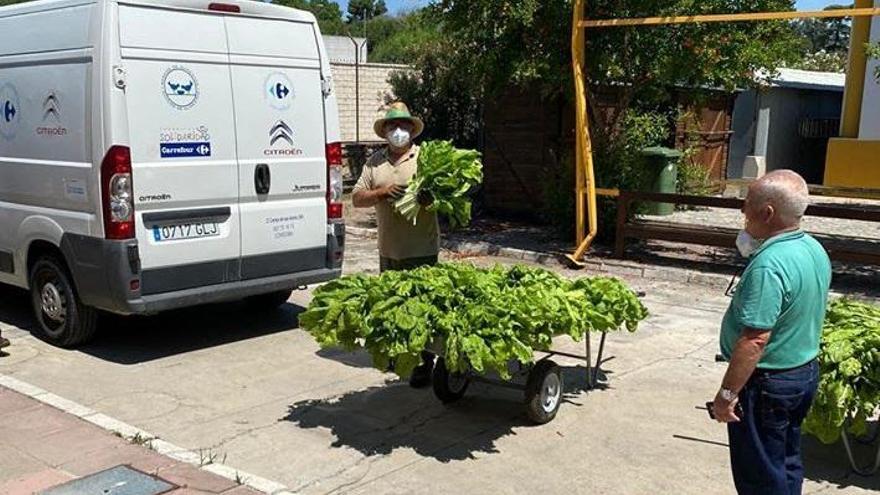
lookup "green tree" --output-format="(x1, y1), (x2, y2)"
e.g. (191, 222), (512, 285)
(274, 0), (345, 35)
(793, 4), (852, 54)
(868, 42), (880, 81)
(346, 0), (387, 23)
(371, 10), (441, 63)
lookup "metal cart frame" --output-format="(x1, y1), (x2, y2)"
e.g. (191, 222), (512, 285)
(427, 331), (610, 424)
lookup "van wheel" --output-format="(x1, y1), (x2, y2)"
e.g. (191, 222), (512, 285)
(29, 256), (98, 348)
(245, 290), (292, 310)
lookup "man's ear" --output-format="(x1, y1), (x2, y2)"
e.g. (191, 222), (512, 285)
(763, 204), (776, 224)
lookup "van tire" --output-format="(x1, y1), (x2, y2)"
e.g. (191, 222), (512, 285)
(28, 255), (98, 348)
(245, 290), (292, 310)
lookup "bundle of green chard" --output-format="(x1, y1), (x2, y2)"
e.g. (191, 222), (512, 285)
(299, 263), (648, 379)
(804, 299), (880, 444)
(394, 140), (483, 229)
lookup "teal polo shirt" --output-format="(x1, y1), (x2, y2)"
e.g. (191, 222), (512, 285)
(720, 230), (832, 370)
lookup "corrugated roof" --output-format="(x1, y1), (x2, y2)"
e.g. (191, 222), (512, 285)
(770, 68), (845, 92)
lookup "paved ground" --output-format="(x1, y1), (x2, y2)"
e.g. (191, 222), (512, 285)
(0, 388), (260, 494)
(1, 234), (878, 494)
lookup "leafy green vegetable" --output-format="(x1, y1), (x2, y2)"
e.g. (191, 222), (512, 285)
(804, 299), (880, 444)
(301, 263), (648, 379)
(394, 140), (483, 229)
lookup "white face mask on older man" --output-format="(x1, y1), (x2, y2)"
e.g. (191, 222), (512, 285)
(735, 230), (763, 258)
(387, 127), (412, 148)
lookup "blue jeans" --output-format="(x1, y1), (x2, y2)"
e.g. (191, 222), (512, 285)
(728, 360), (819, 495)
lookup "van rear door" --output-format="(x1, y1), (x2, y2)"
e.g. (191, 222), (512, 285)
(119, 5), (242, 294)
(224, 16), (328, 280)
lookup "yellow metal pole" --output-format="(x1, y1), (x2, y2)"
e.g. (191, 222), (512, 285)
(580, 7), (880, 28)
(572, 0), (585, 247)
(841, 1), (875, 137)
(566, 0), (600, 266)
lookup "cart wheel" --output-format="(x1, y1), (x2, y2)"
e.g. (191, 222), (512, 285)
(524, 360), (563, 424)
(432, 357), (470, 403)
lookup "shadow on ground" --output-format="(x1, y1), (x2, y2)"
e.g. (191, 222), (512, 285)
(281, 364), (596, 462)
(803, 430), (880, 491)
(0, 285), (35, 331)
(82, 302), (304, 364)
(0, 284), (304, 365)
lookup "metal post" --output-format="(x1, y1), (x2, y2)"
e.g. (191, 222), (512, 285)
(347, 35), (369, 143)
(585, 333), (593, 389)
(591, 332), (608, 386)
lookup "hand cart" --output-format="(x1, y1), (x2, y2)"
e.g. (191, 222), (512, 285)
(841, 419), (880, 476)
(427, 331), (610, 424)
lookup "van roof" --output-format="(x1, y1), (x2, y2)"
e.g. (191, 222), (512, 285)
(0, 0), (317, 24)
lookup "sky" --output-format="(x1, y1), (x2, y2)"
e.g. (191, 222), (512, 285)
(334, 1), (845, 16)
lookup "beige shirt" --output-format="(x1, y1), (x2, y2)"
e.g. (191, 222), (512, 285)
(353, 145), (440, 260)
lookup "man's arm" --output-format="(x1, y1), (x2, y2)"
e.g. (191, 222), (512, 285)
(353, 184), (405, 208)
(713, 328), (770, 422)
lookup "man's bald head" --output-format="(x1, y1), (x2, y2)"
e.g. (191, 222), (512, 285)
(744, 170), (809, 237)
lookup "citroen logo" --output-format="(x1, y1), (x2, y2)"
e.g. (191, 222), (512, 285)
(269, 120), (293, 146)
(43, 92), (61, 121)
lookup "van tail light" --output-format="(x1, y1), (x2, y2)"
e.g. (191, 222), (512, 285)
(326, 142), (343, 222)
(208, 3), (240, 13)
(101, 146), (135, 240)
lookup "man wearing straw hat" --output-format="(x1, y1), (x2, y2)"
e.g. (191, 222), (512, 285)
(353, 101), (438, 388)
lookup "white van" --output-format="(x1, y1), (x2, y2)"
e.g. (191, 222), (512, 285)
(0, 0), (345, 347)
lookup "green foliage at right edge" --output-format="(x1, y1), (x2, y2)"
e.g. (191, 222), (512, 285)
(300, 263), (648, 379)
(804, 299), (880, 444)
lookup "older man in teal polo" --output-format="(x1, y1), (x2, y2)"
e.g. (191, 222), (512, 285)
(712, 170), (832, 494)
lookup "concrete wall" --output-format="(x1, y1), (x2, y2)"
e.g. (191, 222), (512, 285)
(330, 62), (412, 143)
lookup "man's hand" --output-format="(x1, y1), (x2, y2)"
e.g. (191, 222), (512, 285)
(712, 391), (741, 423)
(381, 184), (407, 201)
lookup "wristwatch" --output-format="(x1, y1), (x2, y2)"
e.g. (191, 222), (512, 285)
(719, 387), (738, 402)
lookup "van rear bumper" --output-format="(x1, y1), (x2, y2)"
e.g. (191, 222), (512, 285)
(61, 231), (343, 316)
(129, 268), (341, 314)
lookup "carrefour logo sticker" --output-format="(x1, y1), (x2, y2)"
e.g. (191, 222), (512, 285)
(159, 126), (211, 159)
(0, 83), (21, 140)
(160, 142), (211, 158)
(265, 72), (294, 111)
(162, 66), (199, 110)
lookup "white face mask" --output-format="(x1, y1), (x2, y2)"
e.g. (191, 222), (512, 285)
(387, 127), (411, 148)
(736, 230), (763, 258)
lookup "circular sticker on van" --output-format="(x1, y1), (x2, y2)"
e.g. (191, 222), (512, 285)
(264, 72), (294, 111)
(162, 66), (199, 110)
(0, 83), (21, 140)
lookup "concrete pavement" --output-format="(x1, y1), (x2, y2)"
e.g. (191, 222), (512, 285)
(0, 234), (878, 494)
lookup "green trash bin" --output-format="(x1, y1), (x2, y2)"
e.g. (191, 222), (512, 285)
(641, 146), (682, 216)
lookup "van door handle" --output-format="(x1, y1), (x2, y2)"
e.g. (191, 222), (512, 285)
(254, 164), (271, 195)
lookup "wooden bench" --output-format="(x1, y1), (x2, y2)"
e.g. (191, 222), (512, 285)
(613, 191), (880, 265)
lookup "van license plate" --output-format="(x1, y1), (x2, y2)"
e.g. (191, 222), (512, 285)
(152, 222), (219, 242)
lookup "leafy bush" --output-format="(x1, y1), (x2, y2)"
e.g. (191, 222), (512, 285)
(804, 299), (880, 444)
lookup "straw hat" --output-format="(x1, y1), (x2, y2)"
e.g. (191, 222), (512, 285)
(373, 102), (424, 140)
